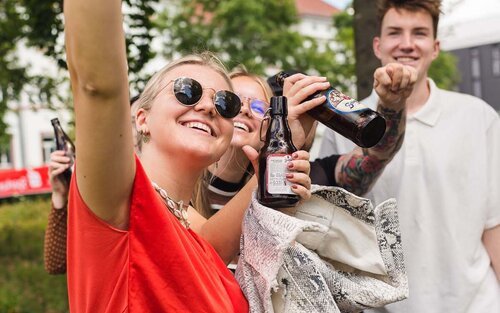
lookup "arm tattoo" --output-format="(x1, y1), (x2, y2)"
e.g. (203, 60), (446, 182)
(337, 105), (406, 196)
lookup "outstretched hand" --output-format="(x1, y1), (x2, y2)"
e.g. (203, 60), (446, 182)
(242, 145), (312, 201)
(373, 63), (418, 110)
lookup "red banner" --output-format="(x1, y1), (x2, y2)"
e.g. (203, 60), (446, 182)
(0, 166), (52, 199)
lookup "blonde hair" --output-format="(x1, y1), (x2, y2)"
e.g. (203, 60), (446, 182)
(134, 51), (233, 150)
(229, 65), (273, 102)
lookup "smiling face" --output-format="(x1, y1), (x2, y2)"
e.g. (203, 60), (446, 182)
(230, 75), (270, 150)
(373, 7), (440, 83)
(137, 63), (235, 167)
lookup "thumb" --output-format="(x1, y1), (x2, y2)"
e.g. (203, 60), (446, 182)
(242, 145), (259, 176)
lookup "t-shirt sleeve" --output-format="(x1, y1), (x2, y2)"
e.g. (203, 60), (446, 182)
(310, 154), (341, 187)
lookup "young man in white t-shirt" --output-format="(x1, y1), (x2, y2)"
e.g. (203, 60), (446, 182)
(319, 1), (500, 312)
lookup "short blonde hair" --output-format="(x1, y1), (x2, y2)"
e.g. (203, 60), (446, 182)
(134, 51), (233, 150)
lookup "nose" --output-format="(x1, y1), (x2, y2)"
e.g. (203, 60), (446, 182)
(193, 90), (217, 117)
(399, 33), (414, 51)
(239, 97), (253, 118)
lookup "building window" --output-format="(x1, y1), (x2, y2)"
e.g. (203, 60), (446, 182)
(492, 45), (500, 77)
(41, 135), (56, 164)
(470, 48), (482, 97)
(0, 146), (12, 169)
(472, 80), (482, 98)
(470, 48), (481, 78)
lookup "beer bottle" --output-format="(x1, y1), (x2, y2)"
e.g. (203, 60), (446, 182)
(275, 71), (386, 148)
(51, 118), (76, 187)
(257, 96), (300, 208)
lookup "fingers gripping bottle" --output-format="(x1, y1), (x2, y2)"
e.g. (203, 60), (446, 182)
(51, 118), (76, 187)
(276, 71), (386, 148)
(257, 96), (300, 208)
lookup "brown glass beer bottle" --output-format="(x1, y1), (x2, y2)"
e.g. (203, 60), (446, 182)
(276, 71), (386, 148)
(257, 96), (300, 208)
(51, 118), (76, 187)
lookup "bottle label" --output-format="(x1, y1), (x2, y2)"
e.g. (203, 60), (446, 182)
(266, 154), (295, 195)
(326, 89), (368, 113)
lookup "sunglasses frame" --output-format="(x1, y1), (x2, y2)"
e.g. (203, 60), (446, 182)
(237, 94), (269, 120)
(170, 77), (241, 119)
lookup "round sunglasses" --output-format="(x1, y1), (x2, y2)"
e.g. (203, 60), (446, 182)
(170, 77), (241, 118)
(237, 94), (269, 120)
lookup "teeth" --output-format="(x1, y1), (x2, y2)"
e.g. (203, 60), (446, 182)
(396, 57), (416, 62)
(234, 122), (249, 132)
(185, 122), (212, 135)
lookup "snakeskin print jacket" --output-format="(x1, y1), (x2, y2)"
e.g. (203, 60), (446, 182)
(235, 185), (408, 313)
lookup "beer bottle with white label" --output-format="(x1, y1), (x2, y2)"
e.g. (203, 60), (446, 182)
(257, 96), (300, 208)
(275, 71), (386, 148)
(51, 118), (76, 187)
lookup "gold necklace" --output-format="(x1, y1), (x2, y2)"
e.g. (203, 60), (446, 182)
(152, 182), (190, 229)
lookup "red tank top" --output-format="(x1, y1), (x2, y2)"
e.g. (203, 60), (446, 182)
(67, 157), (249, 312)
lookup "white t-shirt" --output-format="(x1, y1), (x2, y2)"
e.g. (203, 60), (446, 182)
(318, 79), (500, 313)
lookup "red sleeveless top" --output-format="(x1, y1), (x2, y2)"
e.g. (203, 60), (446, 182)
(67, 157), (249, 312)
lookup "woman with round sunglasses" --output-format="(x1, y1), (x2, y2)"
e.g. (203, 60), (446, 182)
(63, 0), (312, 312)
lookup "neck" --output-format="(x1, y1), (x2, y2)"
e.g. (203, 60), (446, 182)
(208, 146), (250, 183)
(140, 147), (202, 204)
(405, 77), (431, 115)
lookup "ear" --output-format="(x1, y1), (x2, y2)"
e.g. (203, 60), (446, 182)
(432, 39), (441, 61)
(373, 36), (382, 61)
(135, 107), (149, 133)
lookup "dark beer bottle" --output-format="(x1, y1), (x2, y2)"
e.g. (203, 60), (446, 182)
(257, 96), (300, 208)
(276, 71), (386, 148)
(51, 118), (76, 187)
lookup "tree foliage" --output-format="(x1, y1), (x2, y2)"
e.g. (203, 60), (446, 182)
(0, 0), (158, 148)
(155, 0), (345, 86)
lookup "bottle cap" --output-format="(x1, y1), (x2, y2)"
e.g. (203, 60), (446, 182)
(270, 96), (288, 115)
(51, 118), (60, 125)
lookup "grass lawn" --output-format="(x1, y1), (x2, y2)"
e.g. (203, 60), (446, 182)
(0, 196), (68, 313)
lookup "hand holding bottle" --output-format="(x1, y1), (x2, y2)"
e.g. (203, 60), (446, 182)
(48, 150), (72, 209)
(243, 145), (312, 204)
(280, 73), (330, 149)
(373, 63), (417, 110)
(275, 72), (387, 148)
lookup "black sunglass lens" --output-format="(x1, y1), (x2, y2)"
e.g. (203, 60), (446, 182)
(173, 78), (202, 105)
(214, 91), (241, 118)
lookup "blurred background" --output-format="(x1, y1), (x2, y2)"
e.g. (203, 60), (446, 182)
(0, 0), (499, 311)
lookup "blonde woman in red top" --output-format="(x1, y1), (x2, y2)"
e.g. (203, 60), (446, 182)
(63, 0), (312, 312)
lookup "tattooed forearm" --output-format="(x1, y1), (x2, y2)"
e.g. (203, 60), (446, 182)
(371, 106), (406, 156)
(336, 104), (406, 195)
(336, 153), (385, 196)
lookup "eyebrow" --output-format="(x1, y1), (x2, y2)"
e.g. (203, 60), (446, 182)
(385, 26), (431, 33)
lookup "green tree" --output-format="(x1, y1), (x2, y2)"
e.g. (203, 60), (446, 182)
(428, 52), (460, 90)
(155, 0), (344, 85)
(0, 0), (158, 148)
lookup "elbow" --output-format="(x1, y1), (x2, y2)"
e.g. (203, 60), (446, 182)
(67, 57), (128, 99)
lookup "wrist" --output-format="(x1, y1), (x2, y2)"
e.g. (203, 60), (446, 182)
(51, 193), (68, 210)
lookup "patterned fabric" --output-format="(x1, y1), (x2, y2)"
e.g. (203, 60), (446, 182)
(43, 203), (67, 275)
(236, 185), (407, 313)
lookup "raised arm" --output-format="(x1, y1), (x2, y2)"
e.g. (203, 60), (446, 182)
(64, 0), (135, 227)
(335, 63), (417, 195)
